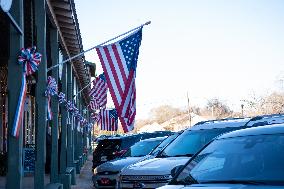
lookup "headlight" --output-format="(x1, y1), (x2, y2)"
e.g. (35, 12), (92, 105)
(93, 168), (98, 175)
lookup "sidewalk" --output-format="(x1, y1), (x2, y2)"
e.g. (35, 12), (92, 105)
(71, 155), (94, 189)
(0, 155), (94, 189)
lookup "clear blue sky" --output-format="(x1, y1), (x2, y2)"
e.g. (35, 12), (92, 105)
(75, 0), (284, 119)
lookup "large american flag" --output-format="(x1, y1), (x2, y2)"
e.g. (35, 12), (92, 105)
(100, 109), (118, 131)
(96, 28), (142, 132)
(89, 73), (107, 110)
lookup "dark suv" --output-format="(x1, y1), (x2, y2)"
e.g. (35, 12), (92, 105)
(92, 135), (141, 170)
(92, 132), (174, 171)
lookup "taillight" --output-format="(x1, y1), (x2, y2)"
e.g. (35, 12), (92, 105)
(113, 149), (127, 157)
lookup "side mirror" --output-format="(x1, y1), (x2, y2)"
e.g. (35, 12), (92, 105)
(170, 165), (184, 178)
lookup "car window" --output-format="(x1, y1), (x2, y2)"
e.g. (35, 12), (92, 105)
(159, 128), (236, 157)
(176, 134), (284, 185)
(94, 139), (121, 153)
(150, 134), (178, 156)
(123, 139), (163, 157)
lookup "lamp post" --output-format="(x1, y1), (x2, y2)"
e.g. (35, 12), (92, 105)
(241, 104), (244, 117)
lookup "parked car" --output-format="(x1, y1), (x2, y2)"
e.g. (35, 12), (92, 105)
(161, 124), (284, 189)
(119, 114), (284, 189)
(92, 134), (141, 171)
(92, 137), (167, 188)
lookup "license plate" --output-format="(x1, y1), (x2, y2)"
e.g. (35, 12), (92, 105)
(133, 182), (145, 189)
(101, 156), (107, 162)
(100, 178), (110, 185)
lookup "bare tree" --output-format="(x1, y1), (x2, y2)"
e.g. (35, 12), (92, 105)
(205, 98), (233, 119)
(150, 105), (184, 124)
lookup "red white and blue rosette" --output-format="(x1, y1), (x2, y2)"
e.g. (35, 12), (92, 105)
(65, 101), (74, 113)
(45, 76), (58, 120)
(12, 47), (41, 137)
(58, 92), (66, 104)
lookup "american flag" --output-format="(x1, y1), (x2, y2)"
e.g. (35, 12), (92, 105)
(96, 28), (142, 132)
(89, 73), (107, 110)
(88, 98), (100, 111)
(99, 109), (118, 131)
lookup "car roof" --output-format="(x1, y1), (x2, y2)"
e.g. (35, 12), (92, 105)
(245, 113), (284, 126)
(189, 113), (284, 130)
(189, 117), (251, 130)
(218, 123), (284, 139)
(138, 136), (167, 142)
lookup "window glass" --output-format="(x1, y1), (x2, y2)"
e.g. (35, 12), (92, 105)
(150, 134), (177, 156)
(159, 128), (235, 157)
(123, 139), (163, 157)
(177, 134), (284, 185)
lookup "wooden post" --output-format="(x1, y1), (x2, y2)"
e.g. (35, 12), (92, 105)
(59, 63), (67, 174)
(6, 0), (24, 188)
(74, 85), (78, 161)
(50, 28), (59, 183)
(34, 0), (47, 187)
(66, 63), (74, 166)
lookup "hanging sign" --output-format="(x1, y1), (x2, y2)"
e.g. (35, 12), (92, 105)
(0, 0), (13, 12)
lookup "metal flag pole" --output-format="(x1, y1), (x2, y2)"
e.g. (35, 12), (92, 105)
(73, 79), (94, 99)
(47, 21), (151, 72)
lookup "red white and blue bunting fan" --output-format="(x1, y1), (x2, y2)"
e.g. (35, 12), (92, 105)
(12, 47), (41, 137)
(45, 76), (58, 120)
(58, 92), (66, 104)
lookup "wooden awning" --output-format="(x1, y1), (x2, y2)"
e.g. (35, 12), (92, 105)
(46, 0), (93, 104)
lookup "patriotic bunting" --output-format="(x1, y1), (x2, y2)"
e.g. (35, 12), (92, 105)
(58, 92), (66, 104)
(12, 47), (41, 137)
(45, 76), (58, 120)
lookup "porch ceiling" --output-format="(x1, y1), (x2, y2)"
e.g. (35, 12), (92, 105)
(46, 0), (92, 105)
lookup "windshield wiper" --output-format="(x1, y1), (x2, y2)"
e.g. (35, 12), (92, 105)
(173, 154), (194, 157)
(157, 153), (169, 158)
(200, 180), (267, 185)
(169, 173), (198, 185)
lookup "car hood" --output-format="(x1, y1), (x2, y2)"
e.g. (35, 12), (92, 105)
(158, 184), (283, 189)
(121, 157), (190, 175)
(96, 156), (150, 172)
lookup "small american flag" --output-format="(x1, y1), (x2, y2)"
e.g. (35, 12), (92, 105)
(96, 28), (142, 132)
(100, 109), (118, 131)
(89, 73), (107, 110)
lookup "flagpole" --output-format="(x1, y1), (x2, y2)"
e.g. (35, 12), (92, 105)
(47, 21), (151, 72)
(73, 79), (94, 99)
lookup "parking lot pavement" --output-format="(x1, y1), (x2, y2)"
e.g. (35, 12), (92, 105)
(71, 154), (94, 189)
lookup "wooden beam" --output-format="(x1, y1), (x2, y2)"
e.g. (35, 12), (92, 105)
(53, 8), (71, 17)
(57, 22), (75, 30)
(61, 27), (76, 35)
(57, 15), (74, 24)
(50, 28), (60, 183)
(34, 0), (47, 187)
(50, 1), (70, 10)
(6, 0), (24, 188)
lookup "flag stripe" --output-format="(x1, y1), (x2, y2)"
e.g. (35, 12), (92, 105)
(98, 48), (121, 105)
(112, 45), (128, 85)
(109, 45), (126, 91)
(103, 47), (124, 99)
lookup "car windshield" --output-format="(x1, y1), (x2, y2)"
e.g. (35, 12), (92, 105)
(122, 139), (163, 157)
(158, 128), (235, 158)
(150, 134), (178, 156)
(176, 134), (284, 185)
